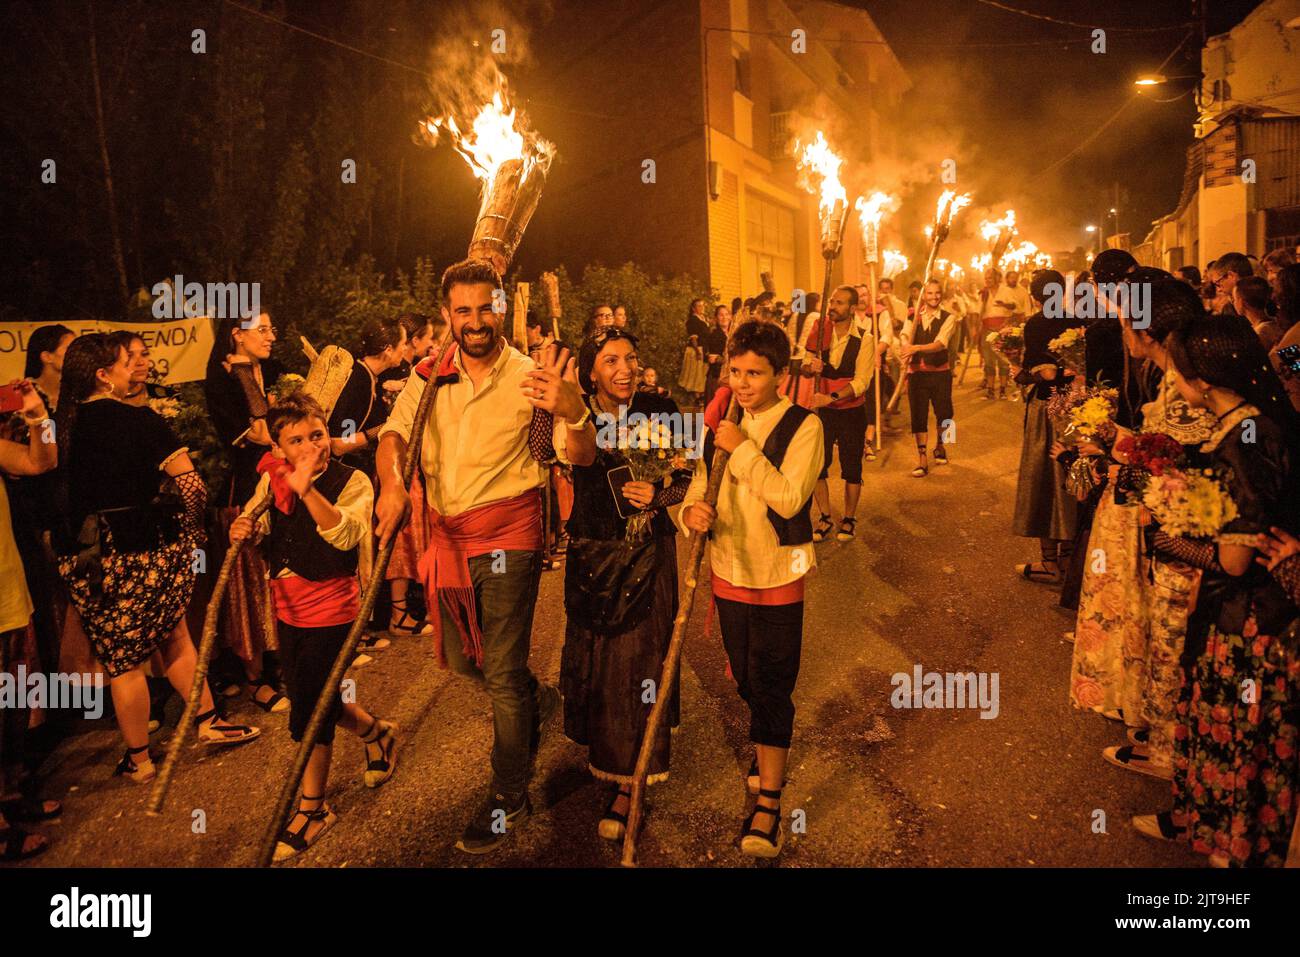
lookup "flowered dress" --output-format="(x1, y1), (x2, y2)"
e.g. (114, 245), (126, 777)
(1171, 405), (1299, 867)
(1133, 373), (1215, 771)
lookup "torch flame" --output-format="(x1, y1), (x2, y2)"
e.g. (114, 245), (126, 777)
(854, 191), (896, 228)
(794, 131), (848, 224)
(422, 85), (554, 190)
(935, 190), (972, 228)
(882, 249), (909, 279)
(979, 209), (1017, 245)
(971, 253), (993, 275)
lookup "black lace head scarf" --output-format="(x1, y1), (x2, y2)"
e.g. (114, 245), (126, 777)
(1168, 314), (1300, 453)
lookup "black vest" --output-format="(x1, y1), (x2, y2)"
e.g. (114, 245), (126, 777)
(910, 310), (951, 370)
(703, 404), (814, 546)
(266, 460), (360, 582)
(821, 330), (863, 377)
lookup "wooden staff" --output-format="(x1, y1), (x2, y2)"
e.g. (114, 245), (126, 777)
(148, 494), (272, 814)
(621, 395), (741, 867)
(810, 249), (836, 399)
(867, 259), (882, 452)
(148, 360), (272, 813)
(255, 336), (455, 867)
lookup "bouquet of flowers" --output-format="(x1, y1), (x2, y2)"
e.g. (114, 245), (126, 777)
(1114, 432), (1183, 480)
(1047, 327), (1086, 374)
(619, 418), (683, 541)
(1141, 467), (1239, 539)
(987, 325), (1024, 363)
(1048, 384), (1118, 445)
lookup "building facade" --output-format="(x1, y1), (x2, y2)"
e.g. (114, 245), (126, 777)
(1132, 0), (1300, 269)
(523, 0), (910, 305)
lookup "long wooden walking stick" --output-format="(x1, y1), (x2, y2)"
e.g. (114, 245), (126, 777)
(147, 494), (272, 814)
(868, 260), (882, 453)
(621, 395), (741, 867)
(255, 337), (454, 867)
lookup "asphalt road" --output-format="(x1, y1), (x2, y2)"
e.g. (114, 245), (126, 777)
(20, 379), (1197, 869)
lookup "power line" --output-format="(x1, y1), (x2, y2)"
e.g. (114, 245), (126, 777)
(971, 0), (1192, 33)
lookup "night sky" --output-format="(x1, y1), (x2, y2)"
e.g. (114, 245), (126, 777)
(862, 0), (1266, 256)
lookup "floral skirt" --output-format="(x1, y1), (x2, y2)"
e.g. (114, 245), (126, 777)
(1172, 616), (1300, 867)
(1069, 488), (1145, 720)
(560, 536), (679, 784)
(1139, 558), (1200, 771)
(57, 532), (198, 678)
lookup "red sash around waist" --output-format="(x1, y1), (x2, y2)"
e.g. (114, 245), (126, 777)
(419, 489), (543, 668)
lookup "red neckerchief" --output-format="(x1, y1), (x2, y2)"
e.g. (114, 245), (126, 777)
(256, 452), (297, 514)
(414, 343), (460, 383)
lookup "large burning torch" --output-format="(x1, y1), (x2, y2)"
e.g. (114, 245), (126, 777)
(254, 76), (555, 868)
(888, 189), (970, 412)
(855, 191), (897, 453)
(960, 209), (1016, 383)
(795, 132), (850, 398)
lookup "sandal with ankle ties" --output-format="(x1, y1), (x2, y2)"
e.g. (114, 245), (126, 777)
(273, 796), (338, 862)
(740, 787), (785, 858)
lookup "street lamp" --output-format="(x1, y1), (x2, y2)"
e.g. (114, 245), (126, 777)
(1085, 224), (1099, 256)
(1134, 73), (1198, 87)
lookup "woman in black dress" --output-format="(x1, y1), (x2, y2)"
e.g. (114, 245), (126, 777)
(55, 334), (259, 781)
(202, 313), (286, 709)
(1133, 316), (1300, 866)
(558, 328), (692, 841)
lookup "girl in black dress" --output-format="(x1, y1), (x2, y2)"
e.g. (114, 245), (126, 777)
(55, 334), (259, 782)
(558, 329), (692, 841)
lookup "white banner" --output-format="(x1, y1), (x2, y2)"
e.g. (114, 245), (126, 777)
(0, 318), (216, 386)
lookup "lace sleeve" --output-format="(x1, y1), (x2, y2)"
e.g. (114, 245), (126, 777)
(172, 469), (208, 537)
(650, 469), (693, 510)
(529, 408), (556, 463)
(1152, 530), (1224, 574)
(1270, 553), (1300, 605)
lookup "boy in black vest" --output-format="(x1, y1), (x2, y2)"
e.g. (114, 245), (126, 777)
(230, 393), (399, 862)
(680, 320), (824, 858)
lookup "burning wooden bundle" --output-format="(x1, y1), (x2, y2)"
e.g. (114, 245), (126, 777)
(882, 249), (909, 279)
(422, 85), (555, 276)
(920, 189), (972, 284)
(795, 131), (850, 256)
(979, 209), (1017, 269)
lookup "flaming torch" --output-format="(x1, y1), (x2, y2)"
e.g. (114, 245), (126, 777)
(960, 210), (1016, 384)
(855, 191), (897, 452)
(882, 249), (909, 280)
(421, 88), (556, 276)
(258, 74), (557, 868)
(795, 132), (851, 397)
(889, 190), (970, 411)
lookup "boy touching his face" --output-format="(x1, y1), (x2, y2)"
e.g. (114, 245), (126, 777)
(231, 392), (399, 862)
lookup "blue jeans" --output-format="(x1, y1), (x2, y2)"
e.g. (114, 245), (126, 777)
(437, 549), (543, 795)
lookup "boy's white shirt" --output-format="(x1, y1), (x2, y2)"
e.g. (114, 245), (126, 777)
(675, 395), (824, 589)
(240, 467), (374, 584)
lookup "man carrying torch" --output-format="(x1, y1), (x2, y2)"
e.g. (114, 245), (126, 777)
(374, 260), (590, 855)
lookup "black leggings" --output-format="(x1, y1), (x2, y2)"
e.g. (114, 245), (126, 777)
(908, 370), (954, 438)
(714, 596), (803, 748)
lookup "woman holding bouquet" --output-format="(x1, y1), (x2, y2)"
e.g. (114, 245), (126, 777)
(555, 328), (693, 841)
(1132, 316), (1300, 867)
(1011, 270), (1083, 583)
(1101, 280), (1214, 780)
(1066, 268), (1168, 724)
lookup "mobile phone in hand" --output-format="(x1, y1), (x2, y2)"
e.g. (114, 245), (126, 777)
(1277, 344), (1300, 378)
(607, 464), (638, 519)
